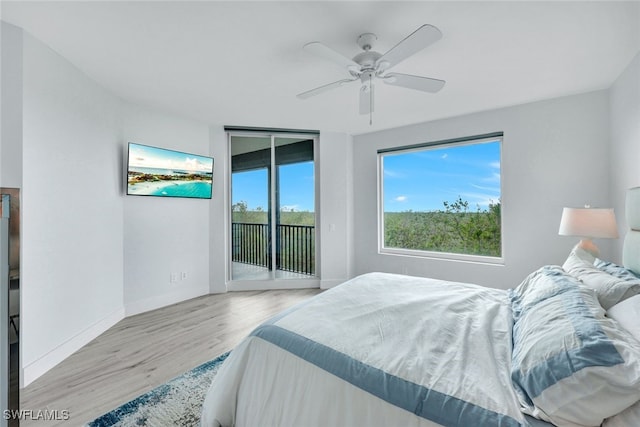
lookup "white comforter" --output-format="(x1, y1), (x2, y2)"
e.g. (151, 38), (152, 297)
(201, 273), (548, 427)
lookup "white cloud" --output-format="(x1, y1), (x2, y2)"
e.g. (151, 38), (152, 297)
(460, 192), (500, 209)
(479, 171), (501, 183)
(384, 169), (406, 179)
(129, 151), (212, 172)
(441, 153), (448, 159)
(471, 184), (500, 193)
(395, 196), (408, 202)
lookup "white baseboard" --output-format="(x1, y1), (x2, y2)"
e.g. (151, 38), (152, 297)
(22, 307), (125, 388)
(320, 279), (345, 289)
(124, 285), (209, 317)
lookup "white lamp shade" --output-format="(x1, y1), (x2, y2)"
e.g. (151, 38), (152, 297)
(558, 207), (619, 239)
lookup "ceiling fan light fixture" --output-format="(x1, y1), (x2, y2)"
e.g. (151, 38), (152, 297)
(360, 71), (375, 85)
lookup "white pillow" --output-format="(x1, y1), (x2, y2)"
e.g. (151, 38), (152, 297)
(603, 400), (640, 427)
(563, 247), (640, 309)
(608, 294), (640, 342)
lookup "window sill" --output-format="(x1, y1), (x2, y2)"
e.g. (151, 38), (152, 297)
(379, 247), (505, 266)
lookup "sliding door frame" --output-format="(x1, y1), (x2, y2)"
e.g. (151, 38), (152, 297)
(1, 195), (8, 427)
(226, 130), (320, 291)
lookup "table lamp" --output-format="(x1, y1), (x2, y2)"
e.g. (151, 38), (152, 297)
(558, 205), (619, 256)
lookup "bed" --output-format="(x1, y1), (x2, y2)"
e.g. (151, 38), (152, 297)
(201, 188), (640, 427)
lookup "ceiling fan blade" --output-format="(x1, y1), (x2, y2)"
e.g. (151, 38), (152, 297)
(377, 24), (442, 70)
(359, 84), (374, 115)
(304, 42), (360, 70)
(297, 78), (358, 99)
(383, 72), (445, 93)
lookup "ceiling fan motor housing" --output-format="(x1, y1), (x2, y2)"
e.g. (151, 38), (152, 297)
(353, 50), (382, 70)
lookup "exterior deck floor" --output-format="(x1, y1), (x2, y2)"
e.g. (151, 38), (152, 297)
(232, 261), (314, 281)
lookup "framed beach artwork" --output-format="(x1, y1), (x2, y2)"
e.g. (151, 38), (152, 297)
(126, 142), (214, 199)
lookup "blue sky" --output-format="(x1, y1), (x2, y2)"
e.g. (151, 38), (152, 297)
(129, 142), (213, 172)
(232, 140), (499, 213)
(232, 161), (315, 212)
(383, 140), (501, 212)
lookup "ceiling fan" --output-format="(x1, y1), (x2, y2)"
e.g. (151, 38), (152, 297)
(297, 24), (446, 125)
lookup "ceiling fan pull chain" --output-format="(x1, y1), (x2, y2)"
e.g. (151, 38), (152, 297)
(369, 74), (373, 125)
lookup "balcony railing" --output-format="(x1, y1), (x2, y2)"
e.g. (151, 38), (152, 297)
(232, 222), (270, 269)
(231, 222), (315, 276)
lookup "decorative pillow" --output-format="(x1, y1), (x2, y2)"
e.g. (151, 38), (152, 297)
(603, 400), (640, 427)
(595, 258), (640, 280)
(563, 247), (640, 309)
(510, 266), (640, 427)
(607, 294), (640, 343)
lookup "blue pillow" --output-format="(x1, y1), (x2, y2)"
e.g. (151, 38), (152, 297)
(510, 266), (640, 426)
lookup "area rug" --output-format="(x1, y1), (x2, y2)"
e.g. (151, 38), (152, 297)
(86, 351), (229, 427)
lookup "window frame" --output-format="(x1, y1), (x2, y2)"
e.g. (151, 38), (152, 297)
(377, 133), (504, 265)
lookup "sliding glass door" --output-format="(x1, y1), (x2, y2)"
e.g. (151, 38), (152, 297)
(229, 132), (317, 283)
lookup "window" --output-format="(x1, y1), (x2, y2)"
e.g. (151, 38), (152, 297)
(379, 133), (502, 262)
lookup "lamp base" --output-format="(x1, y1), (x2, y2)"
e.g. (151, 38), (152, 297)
(576, 238), (600, 257)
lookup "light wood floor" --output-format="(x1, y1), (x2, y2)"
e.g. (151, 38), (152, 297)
(20, 288), (322, 426)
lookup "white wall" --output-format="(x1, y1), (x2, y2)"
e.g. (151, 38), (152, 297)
(122, 104), (212, 315)
(319, 131), (353, 288)
(208, 125), (228, 294)
(353, 91), (612, 290)
(609, 52), (640, 263)
(5, 25), (218, 385)
(1, 22), (22, 188)
(20, 31), (125, 386)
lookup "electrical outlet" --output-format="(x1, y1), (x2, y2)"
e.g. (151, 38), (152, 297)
(170, 273), (178, 283)
(181, 272), (187, 280)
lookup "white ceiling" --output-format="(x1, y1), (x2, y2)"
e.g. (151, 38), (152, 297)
(2, 1), (639, 135)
